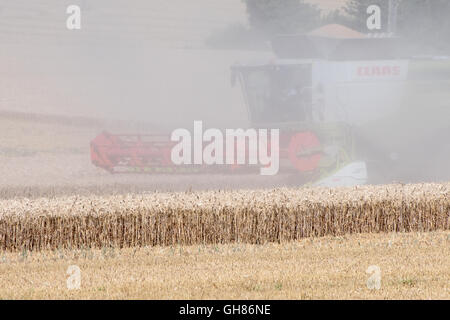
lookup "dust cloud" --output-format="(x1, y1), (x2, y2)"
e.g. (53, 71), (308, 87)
(0, 0), (448, 196)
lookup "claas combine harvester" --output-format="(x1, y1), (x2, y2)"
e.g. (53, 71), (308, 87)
(91, 24), (409, 187)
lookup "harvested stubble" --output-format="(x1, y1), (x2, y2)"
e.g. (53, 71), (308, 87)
(0, 183), (448, 251)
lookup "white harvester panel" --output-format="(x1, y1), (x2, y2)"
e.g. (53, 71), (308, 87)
(312, 60), (409, 125)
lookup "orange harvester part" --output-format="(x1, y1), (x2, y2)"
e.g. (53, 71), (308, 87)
(90, 131), (322, 174)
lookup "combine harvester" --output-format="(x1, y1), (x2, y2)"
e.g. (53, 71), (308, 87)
(91, 24), (409, 187)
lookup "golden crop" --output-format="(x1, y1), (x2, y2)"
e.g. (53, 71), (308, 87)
(0, 183), (448, 251)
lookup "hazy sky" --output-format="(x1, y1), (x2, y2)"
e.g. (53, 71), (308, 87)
(0, 0), (273, 128)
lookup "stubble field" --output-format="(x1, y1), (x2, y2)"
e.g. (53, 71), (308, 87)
(0, 231), (448, 299)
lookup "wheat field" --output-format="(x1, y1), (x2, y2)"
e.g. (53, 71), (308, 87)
(1, 183), (448, 251)
(0, 183), (448, 299)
